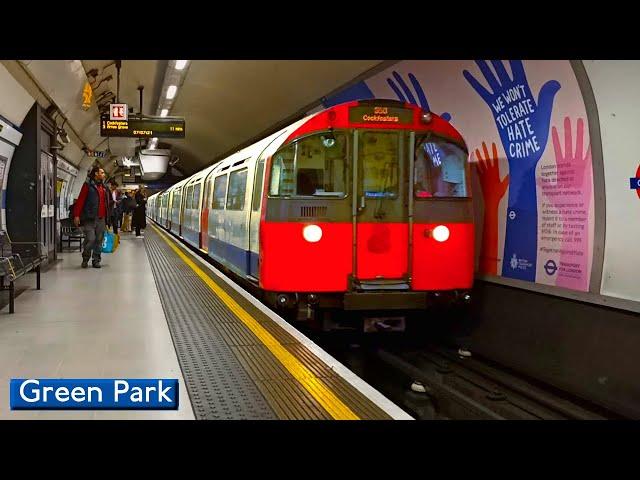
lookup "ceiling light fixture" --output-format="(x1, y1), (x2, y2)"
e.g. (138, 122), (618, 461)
(175, 60), (187, 70)
(166, 85), (177, 99)
(160, 108), (169, 117)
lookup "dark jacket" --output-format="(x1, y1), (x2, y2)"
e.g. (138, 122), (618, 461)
(123, 196), (137, 213)
(133, 193), (147, 229)
(73, 179), (112, 225)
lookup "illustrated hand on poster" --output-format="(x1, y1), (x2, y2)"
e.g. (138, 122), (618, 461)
(475, 141), (509, 276)
(539, 117), (592, 291)
(550, 117), (592, 195)
(387, 71), (452, 122)
(463, 60), (561, 281)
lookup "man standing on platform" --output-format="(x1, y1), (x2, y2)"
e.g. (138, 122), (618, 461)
(73, 166), (112, 269)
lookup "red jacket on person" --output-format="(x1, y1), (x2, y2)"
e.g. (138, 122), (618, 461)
(73, 180), (110, 222)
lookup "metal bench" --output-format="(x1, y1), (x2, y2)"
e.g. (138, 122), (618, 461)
(59, 217), (84, 252)
(0, 231), (47, 313)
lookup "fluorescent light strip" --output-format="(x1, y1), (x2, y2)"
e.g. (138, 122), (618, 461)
(175, 60), (187, 70)
(166, 85), (177, 99)
(160, 108), (169, 117)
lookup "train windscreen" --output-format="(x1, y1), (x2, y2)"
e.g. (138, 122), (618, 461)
(269, 132), (348, 198)
(414, 136), (469, 198)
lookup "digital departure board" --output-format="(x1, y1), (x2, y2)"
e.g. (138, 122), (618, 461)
(100, 115), (185, 138)
(349, 105), (414, 125)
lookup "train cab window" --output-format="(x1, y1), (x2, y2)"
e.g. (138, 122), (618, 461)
(269, 132), (347, 198)
(269, 144), (295, 196)
(414, 137), (469, 198)
(212, 174), (228, 209)
(359, 131), (400, 198)
(226, 169), (248, 211)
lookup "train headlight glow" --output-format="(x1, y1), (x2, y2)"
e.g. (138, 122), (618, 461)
(303, 225), (323, 243)
(432, 225), (450, 242)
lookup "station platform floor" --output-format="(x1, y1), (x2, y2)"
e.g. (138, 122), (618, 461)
(0, 224), (410, 420)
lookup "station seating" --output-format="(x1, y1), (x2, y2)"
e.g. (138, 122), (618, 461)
(59, 217), (84, 252)
(0, 231), (47, 313)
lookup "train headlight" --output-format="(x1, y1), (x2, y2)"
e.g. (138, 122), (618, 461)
(432, 225), (450, 242)
(421, 112), (433, 123)
(303, 225), (323, 243)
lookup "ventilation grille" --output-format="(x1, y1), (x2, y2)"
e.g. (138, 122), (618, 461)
(300, 206), (327, 218)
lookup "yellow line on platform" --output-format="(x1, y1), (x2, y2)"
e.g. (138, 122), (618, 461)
(151, 224), (359, 420)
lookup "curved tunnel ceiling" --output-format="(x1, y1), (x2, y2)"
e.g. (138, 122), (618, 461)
(162, 60), (382, 174)
(97, 60), (382, 175)
(15, 60), (383, 177)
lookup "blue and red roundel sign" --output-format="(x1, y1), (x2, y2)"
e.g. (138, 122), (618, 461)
(631, 164), (640, 199)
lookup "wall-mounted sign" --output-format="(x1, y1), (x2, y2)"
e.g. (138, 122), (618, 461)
(631, 164), (640, 199)
(100, 115), (185, 138)
(349, 105), (414, 125)
(82, 83), (93, 111)
(110, 103), (128, 121)
(86, 149), (107, 158)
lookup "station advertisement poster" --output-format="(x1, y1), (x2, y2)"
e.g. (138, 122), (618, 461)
(323, 60), (595, 293)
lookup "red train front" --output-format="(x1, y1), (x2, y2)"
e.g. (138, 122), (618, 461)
(259, 99), (474, 329)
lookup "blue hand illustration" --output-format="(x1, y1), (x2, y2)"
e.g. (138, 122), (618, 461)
(463, 60), (561, 282)
(387, 71), (451, 122)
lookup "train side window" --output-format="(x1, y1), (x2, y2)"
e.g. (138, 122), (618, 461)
(212, 174), (228, 209)
(193, 184), (201, 210)
(227, 169), (248, 211)
(173, 191), (181, 215)
(203, 176), (212, 211)
(252, 159), (265, 211)
(176, 190), (182, 212)
(414, 137), (469, 198)
(185, 186), (193, 210)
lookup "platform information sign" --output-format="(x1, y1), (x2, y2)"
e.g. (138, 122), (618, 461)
(100, 115), (185, 139)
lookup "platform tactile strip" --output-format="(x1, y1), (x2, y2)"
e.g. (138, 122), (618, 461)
(145, 226), (393, 420)
(145, 230), (276, 419)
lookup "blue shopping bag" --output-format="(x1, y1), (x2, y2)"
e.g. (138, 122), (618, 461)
(102, 231), (117, 253)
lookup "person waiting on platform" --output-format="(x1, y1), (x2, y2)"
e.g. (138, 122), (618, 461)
(108, 180), (121, 235)
(73, 166), (112, 269)
(133, 189), (147, 237)
(121, 191), (136, 233)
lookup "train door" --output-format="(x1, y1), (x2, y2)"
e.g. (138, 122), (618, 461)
(352, 130), (409, 284)
(200, 173), (214, 252)
(179, 186), (187, 237)
(167, 191), (174, 229)
(192, 182), (202, 247)
(248, 157), (265, 278)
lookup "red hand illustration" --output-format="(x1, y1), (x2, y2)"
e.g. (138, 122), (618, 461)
(551, 117), (592, 194)
(540, 117), (592, 291)
(475, 141), (509, 275)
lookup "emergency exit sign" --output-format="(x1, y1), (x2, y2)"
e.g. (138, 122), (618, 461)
(110, 104), (128, 121)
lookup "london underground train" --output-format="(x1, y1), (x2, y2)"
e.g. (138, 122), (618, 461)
(147, 100), (474, 330)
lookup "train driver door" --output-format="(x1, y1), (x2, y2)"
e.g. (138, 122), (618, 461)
(352, 129), (409, 285)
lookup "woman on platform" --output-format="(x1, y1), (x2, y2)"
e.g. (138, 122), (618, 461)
(132, 189), (147, 237)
